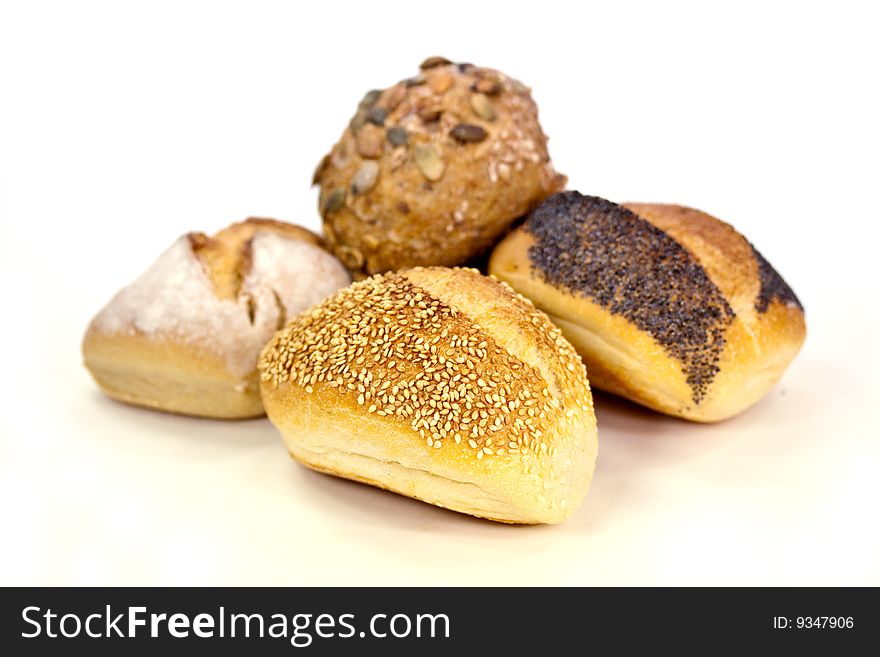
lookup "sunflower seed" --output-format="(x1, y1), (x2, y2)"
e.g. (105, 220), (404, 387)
(451, 123), (488, 143)
(473, 78), (502, 95)
(385, 84), (407, 111)
(470, 93), (496, 121)
(355, 124), (383, 158)
(418, 105), (442, 122)
(323, 187), (345, 213)
(351, 161), (379, 194)
(429, 72), (453, 93)
(366, 106), (387, 126)
(414, 144), (444, 181)
(420, 56), (452, 70)
(386, 126), (408, 146)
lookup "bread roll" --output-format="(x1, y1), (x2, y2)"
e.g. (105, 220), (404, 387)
(314, 56), (565, 277)
(83, 218), (351, 418)
(489, 193), (806, 422)
(258, 267), (597, 524)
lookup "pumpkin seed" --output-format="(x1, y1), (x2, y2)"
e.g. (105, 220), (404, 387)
(323, 187), (345, 213)
(349, 111), (367, 132)
(512, 79), (530, 94)
(336, 245), (364, 270)
(386, 126), (408, 146)
(420, 56), (452, 70)
(451, 123), (488, 144)
(470, 93), (496, 121)
(359, 89), (382, 110)
(414, 144), (444, 181)
(366, 106), (387, 126)
(351, 161), (379, 195)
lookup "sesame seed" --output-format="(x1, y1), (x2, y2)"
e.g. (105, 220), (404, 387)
(257, 269), (590, 460)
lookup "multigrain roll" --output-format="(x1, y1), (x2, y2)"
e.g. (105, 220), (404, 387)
(258, 267), (597, 524)
(83, 218), (351, 419)
(489, 193), (806, 422)
(314, 56), (565, 277)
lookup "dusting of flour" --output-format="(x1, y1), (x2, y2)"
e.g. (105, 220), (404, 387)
(93, 232), (350, 378)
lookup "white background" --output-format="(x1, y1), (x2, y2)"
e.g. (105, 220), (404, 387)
(1, 0), (878, 585)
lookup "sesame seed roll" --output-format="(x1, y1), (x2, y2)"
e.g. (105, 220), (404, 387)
(258, 267), (597, 524)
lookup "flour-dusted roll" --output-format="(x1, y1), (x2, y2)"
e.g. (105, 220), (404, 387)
(258, 267), (597, 524)
(83, 218), (351, 419)
(489, 193), (806, 422)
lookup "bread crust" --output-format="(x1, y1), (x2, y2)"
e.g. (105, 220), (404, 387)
(83, 218), (351, 419)
(315, 58), (565, 277)
(488, 194), (805, 422)
(258, 267), (597, 523)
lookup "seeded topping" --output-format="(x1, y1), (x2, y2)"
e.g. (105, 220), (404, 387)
(751, 245), (803, 313)
(313, 58), (564, 276)
(414, 143), (444, 181)
(366, 106), (388, 126)
(351, 161), (379, 195)
(349, 111), (367, 132)
(470, 92), (496, 121)
(355, 124), (383, 158)
(359, 89), (382, 110)
(312, 154), (330, 185)
(335, 245), (364, 271)
(473, 78), (502, 95)
(384, 84), (407, 112)
(420, 55), (452, 70)
(259, 270), (567, 457)
(322, 187), (345, 213)
(417, 105), (442, 122)
(386, 126), (408, 146)
(451, 123), (488, 144)
(525, 192), (735, 403)
(429, 72), (454, 94)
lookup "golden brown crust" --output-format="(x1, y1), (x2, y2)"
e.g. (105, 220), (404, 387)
(83, 330), (264, 418)
(488, 194), (806, 422)
(314, 58), (565, 276)
(258, 267), (597, 523)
